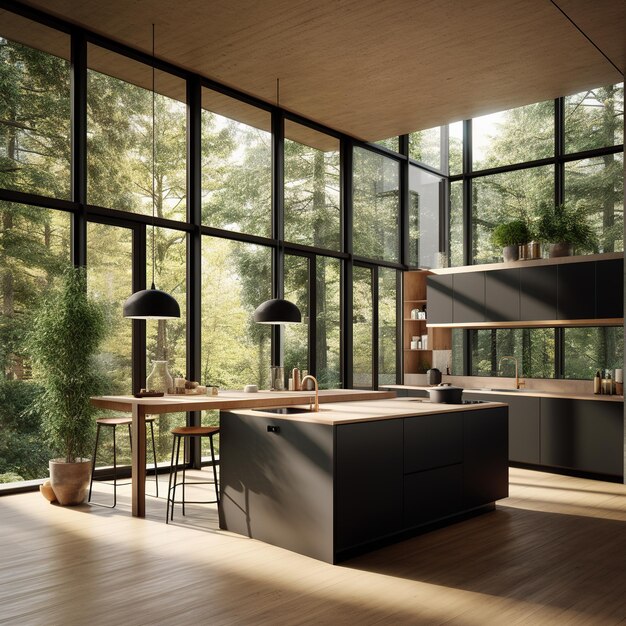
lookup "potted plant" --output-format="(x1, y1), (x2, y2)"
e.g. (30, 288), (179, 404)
(491, 219), (531, 262)
(536, 202), (598, 257)
(27, 266), (108, 505)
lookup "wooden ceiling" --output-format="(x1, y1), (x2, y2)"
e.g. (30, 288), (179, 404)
(11, 0), (626, 141)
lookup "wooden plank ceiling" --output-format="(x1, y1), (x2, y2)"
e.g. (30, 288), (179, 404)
(11, 0), (626, 142)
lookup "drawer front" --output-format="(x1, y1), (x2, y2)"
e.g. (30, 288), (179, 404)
(404, 413), (463, 474)
(403, 464), (463, 528)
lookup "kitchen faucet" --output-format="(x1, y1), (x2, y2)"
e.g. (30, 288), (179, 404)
(301, 375), (319, 412)
(499, 356), (525, 389)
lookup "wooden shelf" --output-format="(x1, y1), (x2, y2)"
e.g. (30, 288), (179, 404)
(404, 349), (431, 352)
(405, 299), (427, 303)
(403, 318), (427, 322)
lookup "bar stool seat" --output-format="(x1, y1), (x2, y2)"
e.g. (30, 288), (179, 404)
(166, 426), (219, 523)
(88, 414), (159, 508)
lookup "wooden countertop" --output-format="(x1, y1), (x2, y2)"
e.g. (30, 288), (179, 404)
(90, 389), (396, 414)
(384, 384), (624, 403)
(230, 397), (506, 425)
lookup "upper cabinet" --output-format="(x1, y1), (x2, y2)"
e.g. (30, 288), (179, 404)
(426, 255), (623, 327)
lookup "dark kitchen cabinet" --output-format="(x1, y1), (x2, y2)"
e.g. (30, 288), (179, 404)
(557, 261), (595, 320)
(484, 269), (520, 322)
(596, 259), (624, 319)
(336, 419), (404, 551)
(453, 272), (485, 323)
(540, 398), (623, 476)
(465, 392), (540, 464)
(219, 412), (335, 563)
(463, 407), (509, 508)
(520, 266), (557, 321)
(427, 274), (454, 324)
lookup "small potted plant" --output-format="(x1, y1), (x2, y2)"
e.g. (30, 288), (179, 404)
(27, 266), (108, 505)
(536, 202), (598, 257)
(491, 219), (531, 262)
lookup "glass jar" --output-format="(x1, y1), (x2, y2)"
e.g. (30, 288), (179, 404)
(146, 360), (174, 394)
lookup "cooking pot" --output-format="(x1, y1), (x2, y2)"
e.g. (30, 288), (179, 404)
(427, 368), (442, 385)
(427, 384), (463, 404)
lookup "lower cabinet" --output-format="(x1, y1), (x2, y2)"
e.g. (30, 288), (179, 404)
(540, 399), (623, 476)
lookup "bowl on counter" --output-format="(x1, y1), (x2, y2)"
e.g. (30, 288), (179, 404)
(426, 384), (463, 404)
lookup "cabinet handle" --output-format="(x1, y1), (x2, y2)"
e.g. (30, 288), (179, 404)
(267, 425), (280, 433)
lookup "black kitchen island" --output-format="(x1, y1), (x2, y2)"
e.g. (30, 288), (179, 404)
(219, 397), (508, 563)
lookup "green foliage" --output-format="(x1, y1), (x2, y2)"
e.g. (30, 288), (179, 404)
(491, 220), (531, 247)
(26, 266), (108, 462)
(536, 202), (598, 252)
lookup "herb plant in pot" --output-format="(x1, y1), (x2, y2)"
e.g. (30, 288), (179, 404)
(491, 219), (531, 262)
(27, 267), (108, 506)
(536, 202), (598, 257)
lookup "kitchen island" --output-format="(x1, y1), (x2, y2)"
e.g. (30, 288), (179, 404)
(219, 397), (508, 563)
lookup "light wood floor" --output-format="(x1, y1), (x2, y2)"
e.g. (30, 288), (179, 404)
(2, 468), (626, 625)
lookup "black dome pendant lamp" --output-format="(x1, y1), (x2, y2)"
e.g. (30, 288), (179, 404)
(252, 79), (301, 326)
(123, 25), (180, 321)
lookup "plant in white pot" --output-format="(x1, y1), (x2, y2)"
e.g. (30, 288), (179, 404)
(536, 202), (598, 257)
(27, 266), (108, 505)
(491, 219), (531, 262)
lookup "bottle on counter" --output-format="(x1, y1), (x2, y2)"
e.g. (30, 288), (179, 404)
(292, 367), (301, 391)
(594, 370), (601, 395)
(606, 371), (613, 395)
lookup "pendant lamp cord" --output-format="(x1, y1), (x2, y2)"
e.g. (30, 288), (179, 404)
(151, 23), (156, 290)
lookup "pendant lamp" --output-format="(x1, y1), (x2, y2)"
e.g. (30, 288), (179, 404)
(124, 24), (180, 320)
(252, 79), (301, 326)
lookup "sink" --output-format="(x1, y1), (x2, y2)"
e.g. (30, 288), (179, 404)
(252, 406), (313, 415)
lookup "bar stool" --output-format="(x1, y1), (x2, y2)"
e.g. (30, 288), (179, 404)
(88, 415), (159, 508)
(166, 426), (219, 523)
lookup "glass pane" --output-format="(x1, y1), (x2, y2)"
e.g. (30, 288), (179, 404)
(0, 18), (70, 199)
(0, 202), (70, 483)
(201, 237), (271, 389)
(87, 45), (187, 220)
(472, 166), (554, 264)
(373, 137), (399, 152)
(471, 329), (555, 379)
(353, 266), (373, 388)
(563, 327), (623, 380)
(201, 88), (271, 237)
(409, 126), (442, 170)
(87, 223), (132, 395)
(564, 154), (624, 253)
(378, 268), (398, 386)
(450, 329), (464, 375)
(284, 122), (340, 250)
(284, 255), (309, 381)
(472, 100), (554, 171)
(449, 180), (464, 267)
(353, 147), (400, 262)
(565, 83), (624, 153)
(449, 121), (463, 176)
(408, 165), (443, 268)
(316, 256), (341, 388)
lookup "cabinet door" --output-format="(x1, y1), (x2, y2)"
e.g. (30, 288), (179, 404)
(485, 269), (520, 322)
(404, 413), (463, 473)
(596, 259), (623, 319)
(219, 412), (335, 563)
(336, 419), (403, 551)
(558, 262), (595, 320)
(427, 274), (454, 324)
(520, 266), (558, 321)
(463, 408), (509, 508)
(453, 272), (485, 323)
(540, 399), (623, 476)
(464, 393), (540, 464)
(403, 465), (463, 528)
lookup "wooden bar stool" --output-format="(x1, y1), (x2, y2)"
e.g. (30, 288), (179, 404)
(166, 426), (219, 523)
(88, 415), (159, 508)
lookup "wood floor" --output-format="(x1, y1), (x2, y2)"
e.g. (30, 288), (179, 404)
(1, 467), (626, 625)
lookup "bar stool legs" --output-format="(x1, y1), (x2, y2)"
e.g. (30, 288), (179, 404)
(166, 426), (220, 524)
(88, 416), (159, 508)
